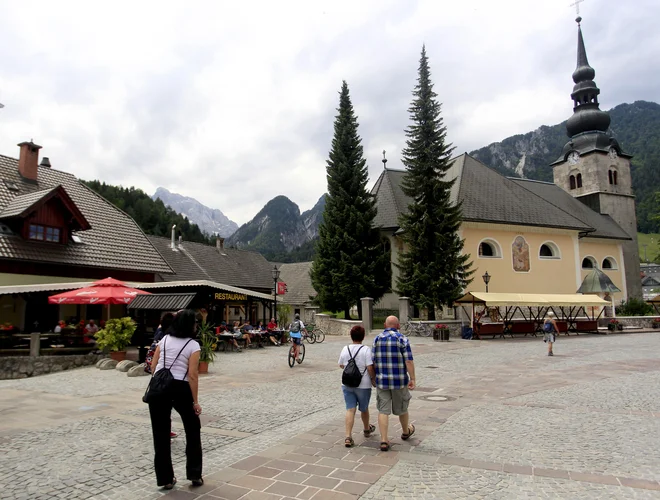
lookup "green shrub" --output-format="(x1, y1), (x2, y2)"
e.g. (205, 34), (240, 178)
(616, 298), (654, 317)
(94, 317), (136, 352)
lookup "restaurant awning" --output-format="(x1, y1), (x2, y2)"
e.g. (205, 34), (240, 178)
(128, 293), (196, 311)
(135, 280), (273, 301)
(454, 292), (609, 307)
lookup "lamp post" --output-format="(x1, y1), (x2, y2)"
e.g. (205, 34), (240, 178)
(482, 271), (491, 293)
(272, 265), (280, 327)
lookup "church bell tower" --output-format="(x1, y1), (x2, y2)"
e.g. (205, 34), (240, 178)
(551, 16), (641, 299)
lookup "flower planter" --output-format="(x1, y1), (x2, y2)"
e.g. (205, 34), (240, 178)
(109, 351), (126, 361)
(199, 361), (209, 374)
(433, 329), (450, 342)
(617, 324), (623, 331)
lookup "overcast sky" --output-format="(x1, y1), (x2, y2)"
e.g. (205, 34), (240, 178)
(1, 0), (659, 226)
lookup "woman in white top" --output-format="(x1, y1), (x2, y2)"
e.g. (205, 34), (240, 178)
(338, 325), (376, 447)
(149, 309), (203, 490)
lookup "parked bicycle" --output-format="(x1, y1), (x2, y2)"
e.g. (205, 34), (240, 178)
(403, 320), (432, 337)
(302, 328), (316, 344)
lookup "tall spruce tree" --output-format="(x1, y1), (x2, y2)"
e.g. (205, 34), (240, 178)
(397, 46), (473, 319)
(311, 81), (391, 319)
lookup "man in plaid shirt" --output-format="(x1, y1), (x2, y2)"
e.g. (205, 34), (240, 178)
(372, 316), (416, 451)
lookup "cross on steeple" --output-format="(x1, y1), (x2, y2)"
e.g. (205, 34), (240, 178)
(570, 0), (584, 19)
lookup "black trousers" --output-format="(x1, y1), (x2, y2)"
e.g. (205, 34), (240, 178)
(148, 380), (202, 485)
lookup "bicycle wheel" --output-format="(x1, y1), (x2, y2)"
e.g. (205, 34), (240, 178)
(297, 343), (306, 364)
(314, 328), (325, 343)
(288, 346), (296, 368)
(420, 324), (432, 337)
(305, 332), (316, 344)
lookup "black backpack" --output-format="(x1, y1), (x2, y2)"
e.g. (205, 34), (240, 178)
(342, 345), (365, 388)
(142, 337), (193, 403)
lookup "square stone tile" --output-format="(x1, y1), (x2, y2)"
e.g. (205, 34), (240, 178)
(281, 453), (321, 464)
(205, 468), (248, 483)
(266, 459), (305, 471)
(309, 489), (358, 500)
(231, 456), (271, 471)
(298, 464), (337, 477)
(205, 482), (251, 500)
(316, 458), (357, 471)
(315, 449), (348, 460)
(264, 480), (305, 497)
(302, 475), (341, 489)
(297, 486), (320, 500)
(353, 463), (390, 475)
(251, 467), (282, 479)
(230, 475), (275, 491)
(239, 491), (286, 500)
(294, 447), (322, 456)
(334, 480), (371, 495)
(356, 455), (398, 467)
(162, 491), (200, 499)
(329, 469), (380, 484)
(274, 470), (311, 484)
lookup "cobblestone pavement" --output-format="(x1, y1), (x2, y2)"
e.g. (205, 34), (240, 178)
(1, 332), (660, 499)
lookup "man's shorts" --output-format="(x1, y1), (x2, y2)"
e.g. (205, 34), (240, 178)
(291, 337), (302, 345)
(376, 387), (412, 416)
(342, 386), (372, 412)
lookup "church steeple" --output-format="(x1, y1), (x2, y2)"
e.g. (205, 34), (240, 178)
(565, 17), (611, 137)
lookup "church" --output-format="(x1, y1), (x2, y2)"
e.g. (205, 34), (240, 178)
(372, 17), (641, 312)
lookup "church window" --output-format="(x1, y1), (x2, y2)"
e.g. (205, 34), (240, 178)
(539, 242), (560, 259)
(602, 257), (618, 270)
(613, 171), (618, 185)
(608, 170), (613, 184)
(478, 239), (501, 258)
(581, 256), (597, 269)
(576, 173), (583, 188)
(569, 175), (576, 190)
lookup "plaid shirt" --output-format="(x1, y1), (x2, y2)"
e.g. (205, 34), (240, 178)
(372, 328), (414, 390)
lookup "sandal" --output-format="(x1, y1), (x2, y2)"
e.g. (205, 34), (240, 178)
(191, 478), (204, 487)
(401, 424), (416, 441)
(344, 437), (354, 448)
(162, 478), (177, 490)
(380, 441), (391, 451)
(364, 424), (376, 437)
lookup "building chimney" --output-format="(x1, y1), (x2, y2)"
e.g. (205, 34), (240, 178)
(17, 141), (42, 182)
(216, 237), (225, 251)
(178, 235), (182, 247)
(39, 157), (51, 168)
(171, 225), (176, 250)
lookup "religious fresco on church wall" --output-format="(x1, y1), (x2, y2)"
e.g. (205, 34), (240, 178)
(512, 235), (530, 272)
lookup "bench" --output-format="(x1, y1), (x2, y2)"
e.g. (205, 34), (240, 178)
(506, 321), (536, 337)
(574, 320), (598, 334)
(475, 323), (504, 339)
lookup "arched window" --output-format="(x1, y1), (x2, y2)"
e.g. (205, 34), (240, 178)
(576, 173), (583, 188)
(581, 256), (597, 269)
(613, 171), (618, 185)
(569, 175), (576, 190)
(478, 239), (501, 258)
(608, 170), (613, 184)
(539, 242), (560, 259)
(602, 257), (618, 270)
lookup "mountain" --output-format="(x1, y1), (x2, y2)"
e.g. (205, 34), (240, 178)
(227, 194), (326, 262)
(152, 187), (238, 238)
(469, 101), (660, 233)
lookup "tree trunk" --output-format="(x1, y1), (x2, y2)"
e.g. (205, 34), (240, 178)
(344, 306), (351, 320)
(357, 301), (363, 321)
(428, 306), (436, 321)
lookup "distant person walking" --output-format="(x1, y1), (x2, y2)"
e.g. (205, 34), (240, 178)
(338, 325), (376, 447)
(372, 316), (416, 451)
(289, 313), (305, 363)
(148, 309), (204, 490)
(543, 311), (558, 356)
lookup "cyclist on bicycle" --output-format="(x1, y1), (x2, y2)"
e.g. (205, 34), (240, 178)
(289, 314), (306, 362)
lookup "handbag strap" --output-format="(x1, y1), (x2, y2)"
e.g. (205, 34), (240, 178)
(154, 337), (193, 376)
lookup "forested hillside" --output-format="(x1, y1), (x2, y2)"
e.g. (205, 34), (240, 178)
(83, 181), (212, 245)
(470, 101), (660, 233)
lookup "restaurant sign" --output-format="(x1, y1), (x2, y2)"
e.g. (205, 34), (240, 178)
(214, 292), (248, 301)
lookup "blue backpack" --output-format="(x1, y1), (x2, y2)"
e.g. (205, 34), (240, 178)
(543, 322), (554, 333)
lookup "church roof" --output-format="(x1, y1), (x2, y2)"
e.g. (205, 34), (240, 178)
(372, 153), (596, 233)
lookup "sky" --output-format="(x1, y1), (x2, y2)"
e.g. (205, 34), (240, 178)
(1, 0), (659, 226)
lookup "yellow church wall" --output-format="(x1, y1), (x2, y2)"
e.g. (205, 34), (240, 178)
(461, 225), (580, 294)
(578, 239), (625, 302)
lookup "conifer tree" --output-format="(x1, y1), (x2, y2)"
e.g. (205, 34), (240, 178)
(311, 81), (391, 319)
(397, 47), (473, 318)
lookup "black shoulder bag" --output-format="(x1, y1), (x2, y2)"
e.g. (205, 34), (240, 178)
(142, 337), (193, 403)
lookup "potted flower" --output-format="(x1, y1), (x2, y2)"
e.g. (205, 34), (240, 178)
(433, 323), (450, 342)
(652, 318), (660, 329)
(197, 321), (216, 374)
(608, 319), (620, 331)
(94, 317), (136, 361)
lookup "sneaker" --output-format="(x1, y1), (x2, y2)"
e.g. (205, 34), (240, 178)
(548, 352), (554, 356)
(170, 431), (178, 439)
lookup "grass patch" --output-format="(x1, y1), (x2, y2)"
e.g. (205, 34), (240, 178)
(638, 233), (660, 263)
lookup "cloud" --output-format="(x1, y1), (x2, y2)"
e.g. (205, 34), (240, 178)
(0, 0), (658, 225)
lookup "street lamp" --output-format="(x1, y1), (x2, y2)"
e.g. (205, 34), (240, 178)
(272, 265), (281, 327)
(482, 271), (491, 293)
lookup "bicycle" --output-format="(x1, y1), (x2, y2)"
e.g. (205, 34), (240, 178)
(302, 329), (316, 344)
(403, 320), (432, 337)
(288, 340), (306, 367)
(306, 323), (325, 343)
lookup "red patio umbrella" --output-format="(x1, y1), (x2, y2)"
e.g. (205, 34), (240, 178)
(48, 277), (150, 305)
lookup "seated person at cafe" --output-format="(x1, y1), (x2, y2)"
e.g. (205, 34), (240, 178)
(54, 320), (66, 333)
(267, 317), (287, 344)
(214, 321), (243, 352)
(240, 321), (259, 348)
(262, 319), (280, 346)
(84, 319), (99, 345)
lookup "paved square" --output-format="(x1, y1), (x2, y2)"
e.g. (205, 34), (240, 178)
(2, 332), (660, 499)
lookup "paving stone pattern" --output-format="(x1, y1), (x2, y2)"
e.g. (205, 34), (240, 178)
(2, 332), (660, 499)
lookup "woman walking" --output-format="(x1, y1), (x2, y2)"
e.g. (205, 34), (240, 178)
(543, 311), (558, 356)
(148, 309), (204, 489)
(338, 325), (376, 447)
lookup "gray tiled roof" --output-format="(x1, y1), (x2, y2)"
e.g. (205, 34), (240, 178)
(510, 178), (631, 240)
(0, 154), (172, 274)
(278, 261), (316, 305)
(372, 153), (594, 232)
(0, 186), (58, 218)
(148, 235), (273, 291)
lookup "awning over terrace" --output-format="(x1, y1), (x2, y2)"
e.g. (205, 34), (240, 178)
(454, 292), (609, 307)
